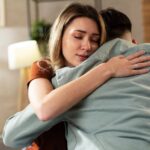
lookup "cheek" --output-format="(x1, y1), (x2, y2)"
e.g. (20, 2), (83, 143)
(62, 37), (79, 56)
(91, 44), (99, 52)
(62, 35), (72, 51)
(62, 43), (79, 66)
(62, 41), (74, 62)
(62, 39), (71, 55)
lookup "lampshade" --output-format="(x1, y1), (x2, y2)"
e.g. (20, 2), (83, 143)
(8, 40), (41, 69)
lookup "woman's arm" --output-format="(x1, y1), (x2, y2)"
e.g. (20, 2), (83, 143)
(29, 50), (150, 121)
(2, 105), (64, 148)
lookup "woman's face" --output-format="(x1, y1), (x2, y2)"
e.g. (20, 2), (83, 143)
(62, 17), (100, 67)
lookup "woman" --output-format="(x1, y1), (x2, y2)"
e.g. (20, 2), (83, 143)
(3, 3), (150, 150)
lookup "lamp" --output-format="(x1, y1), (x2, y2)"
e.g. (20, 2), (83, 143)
(8, 40), (41, 110)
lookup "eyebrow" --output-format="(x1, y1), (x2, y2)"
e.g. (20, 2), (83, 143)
(74, 29), (100, 36)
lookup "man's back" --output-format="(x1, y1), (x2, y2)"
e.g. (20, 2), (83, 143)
(53, 39), (150, 150)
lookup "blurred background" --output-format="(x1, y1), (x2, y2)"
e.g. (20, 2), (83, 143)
(0, 0), (149, 149)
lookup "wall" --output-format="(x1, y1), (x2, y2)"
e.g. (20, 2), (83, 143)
(5, 0), (27, 26)
(5, 0), (144, 42)
(5, 0), (95, 26)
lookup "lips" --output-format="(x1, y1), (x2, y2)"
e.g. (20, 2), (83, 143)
(76, 54), (89, 61)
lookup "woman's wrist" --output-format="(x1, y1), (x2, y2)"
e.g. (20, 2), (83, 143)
(97, 63), (114, 78)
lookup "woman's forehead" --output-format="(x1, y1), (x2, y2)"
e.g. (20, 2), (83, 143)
(65, 17), (100, 34)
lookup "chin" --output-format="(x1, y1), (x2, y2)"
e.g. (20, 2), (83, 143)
(67, 60), (82, 67)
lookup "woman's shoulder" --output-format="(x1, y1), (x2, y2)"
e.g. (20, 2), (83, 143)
(28, 58), (54, 86)
(33, 58), (53, 74)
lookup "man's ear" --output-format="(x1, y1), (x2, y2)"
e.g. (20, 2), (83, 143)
(132, 38), (138, 44)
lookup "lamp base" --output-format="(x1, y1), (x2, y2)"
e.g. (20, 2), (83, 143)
(17, 68), (30, 111)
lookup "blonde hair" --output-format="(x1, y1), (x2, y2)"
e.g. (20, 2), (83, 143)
(99, 15), (107, 44)
(49, 3), (102, 70)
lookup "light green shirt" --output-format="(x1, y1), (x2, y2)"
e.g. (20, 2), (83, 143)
(3, 39), (150, 150)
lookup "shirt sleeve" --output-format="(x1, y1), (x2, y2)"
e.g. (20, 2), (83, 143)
(27, 59), (54, 87)
(2, 105), (64, 148)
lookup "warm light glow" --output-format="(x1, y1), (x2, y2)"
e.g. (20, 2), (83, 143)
(0, 0), (5, 26)
(8, 40), (41, 69)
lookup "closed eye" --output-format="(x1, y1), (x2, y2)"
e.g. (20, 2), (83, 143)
(74, 35), (83, 39)
(90, 37), (100, 43)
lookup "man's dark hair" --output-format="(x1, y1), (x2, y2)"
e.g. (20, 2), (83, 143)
(99, 8), (132, 41)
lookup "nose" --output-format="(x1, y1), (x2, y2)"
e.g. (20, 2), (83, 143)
(81, 39), (92, 52)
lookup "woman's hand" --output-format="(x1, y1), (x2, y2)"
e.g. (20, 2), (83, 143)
(105, 50), (150, 77)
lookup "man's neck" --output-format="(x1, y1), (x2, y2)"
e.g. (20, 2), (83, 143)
(120, 31), (132, 42)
